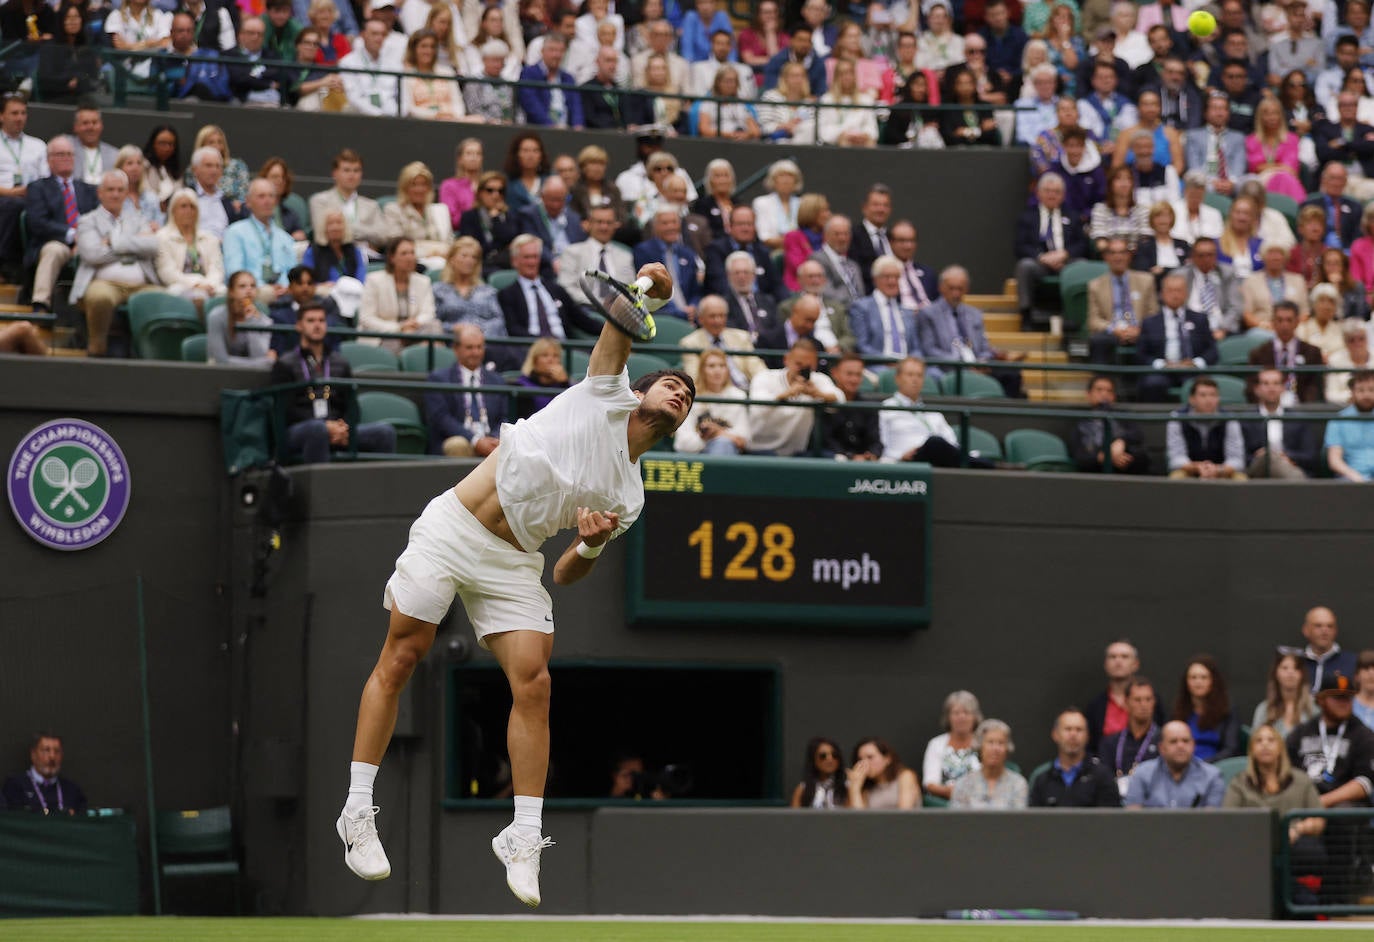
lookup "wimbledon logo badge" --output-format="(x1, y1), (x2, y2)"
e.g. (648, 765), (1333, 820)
(7, 418), (131, 551)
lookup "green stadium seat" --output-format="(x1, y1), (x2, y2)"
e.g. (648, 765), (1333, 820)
(1216, 333), (1266, 364)
(922, 793), (949, 808)
(1266, 192), (1299, 233)
(960, 425), (1003, 460)
(356, 391), (426, 454)
(181, 334), (208, 363)
(1213, 756), (1249, 787)
(400, 343), (456, 374)
(627, 351), (674, 382)
(1026, 760), (1052, 792)
(339, 341), (400, 373)
(646, 314), (695, 351)
(156, 806), (240, 915)
(566, 312), (607, 340)
(568, 349), (592, 379)
(1203, 191), (1233, 217)
(127, 291), (202, 361)
(1180, 374), (1247, 404)
(1058, 260), (1109, 335)
(937, 370), (1004, 398)
(1004, 428), (1075, 471)
(487, 269), (518, 291)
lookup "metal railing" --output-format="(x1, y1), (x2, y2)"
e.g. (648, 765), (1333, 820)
(1278, 808), (1374, 916)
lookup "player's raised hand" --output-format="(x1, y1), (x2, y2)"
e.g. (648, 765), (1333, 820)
(576, 506), (621, 547)
(635, 263), (672, 301)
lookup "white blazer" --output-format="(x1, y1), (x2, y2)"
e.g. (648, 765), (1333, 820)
(359, 271), (437, 345)
(154, 226), (226, 292)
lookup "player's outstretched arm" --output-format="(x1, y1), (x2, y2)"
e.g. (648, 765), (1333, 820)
(553, 507), (621, 585)
(586, 263), (673, 377)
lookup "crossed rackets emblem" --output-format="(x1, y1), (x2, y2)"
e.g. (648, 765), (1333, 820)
(39, 455), (100, 511)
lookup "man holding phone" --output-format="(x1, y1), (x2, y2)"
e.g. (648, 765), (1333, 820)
(747, 339), (841, 456)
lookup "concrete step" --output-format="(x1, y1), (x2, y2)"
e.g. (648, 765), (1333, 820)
(967, 295), (1020, 315)
(983, 312), (1021, 332)
(987, 331), (1069, 354)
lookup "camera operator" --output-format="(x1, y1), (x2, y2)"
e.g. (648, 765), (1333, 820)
(748, 339), (840, 456)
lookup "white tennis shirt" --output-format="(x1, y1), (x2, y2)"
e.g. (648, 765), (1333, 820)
(495, 369), (645, 553)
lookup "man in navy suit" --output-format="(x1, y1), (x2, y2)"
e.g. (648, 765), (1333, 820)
(515, 175), (584, 276)
(703, 205), (781, 298)
(888, 220), (938, 310)
(847, 184), (893, 294)
(497, 235), (603, 351)
(1243, 368), (1321, 478)
(424, 324), (509, 457)
(1014, 172), (1088, 327)
(756, 294), (822, 367)
(24, 136), (97, 313)
(761, 25), (827, 93)
(633, 206), (701, 319)
(850, 256), (920, 365)
(1136, 271), (1219, 402)
(517, 33), (584, 128)
(1312, 92), (1374, 193)
(1300, 162), (1363, 250)
(721, 249), (778, 338)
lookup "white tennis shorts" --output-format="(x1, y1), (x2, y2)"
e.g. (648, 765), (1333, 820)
(383, 488), (553, 648)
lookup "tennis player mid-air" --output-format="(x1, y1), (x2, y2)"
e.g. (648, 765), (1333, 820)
(337, 263), (692, 907)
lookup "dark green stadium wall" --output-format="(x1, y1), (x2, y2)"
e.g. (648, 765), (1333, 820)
(2, 358), (1364, 917)
(26, 103), (1030, 294)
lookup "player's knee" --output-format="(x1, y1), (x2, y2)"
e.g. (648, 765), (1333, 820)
(378, 635), (430, 688)
(511, 666), (551, 710)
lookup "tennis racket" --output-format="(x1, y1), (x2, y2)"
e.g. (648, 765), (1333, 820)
(579, 270), (658, 342)
(40, 456), (97, 510)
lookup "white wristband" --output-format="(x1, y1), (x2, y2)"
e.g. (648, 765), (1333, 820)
(575, 541), (604, 559)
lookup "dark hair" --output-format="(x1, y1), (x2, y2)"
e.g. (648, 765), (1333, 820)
(287, 265), (314, 285)
(1273, 300), (1300, 319)
(384, 237), (415, 273)
(797, 737), (848, 808)
(30, 731), (61, 750)
(1221, 57), (1250, 76)
(1349, 368), (1374, 389)
(1336, 34), (1360, 50)
(1193, 236), (1217, 250)
(1093, 60), (1117, 78)
(631, 367), (696, 402)
(257, 156), (294, 196)
(1173, 654), (1231, 730)
(851, 737), (905, 788)
(1358, 649), (1374, 670)
(1190, 375), (1219, 394)
(228, 269), (256, 290)
(297, 299), (328, 320)
(332, 148), (363, 170)
(835, 352), (865, 370)
(56, 0), (87, 44)
(503, 131), (549, 180)
(1125, 675), (1155, 699)
(142, 124), (181, 177)
(1061, 126), (1088, 145)
(1087, 373), (1116, 392)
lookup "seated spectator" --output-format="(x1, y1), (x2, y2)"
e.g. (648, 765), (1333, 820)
(784, 259), (855, 353)
(888, 221), (938, 311)
(818, 59), (879, 147)
(439, 139), (485, 230)
(157, 12), (231, 101)
(518, 33), (584, 128)
(1242, 242), (1310, 331)
(923, 690), (984, 800)
(949, 719), (1028, 809)
(738, 0), (788, 73)
(1297, 283), (1347, 363)
(1267, 0), (1323, 84)
(1085, 639), (1160, 751)
(810, 215), (865, 305)
(1051, 129), (1105, 226)
(37, 2), (101, 103)
(822, 353), (881, 460)
(105, 0), (171, 82)
(1014, 64), (1060, 149)
(558, 205), (635, 307)
(1314, 248), (1369, 322)
(846, 737), (920, 810)
(878, 357), (983, 468)
(941, 66), (1003, 147)
(1041, 2), (1082, 93)
(207, 270), (274, 366)
(1216, 55), (1261, 135)
(1087, 238), (1155, 368)
(1090, 166), (1150, 254)
(570, 146), (628, 230)
(763, 26), (827, 96)
(1327, 322), (1373, 404)
(1355, 651), (1374, 729)
(1247, 302), (1324, 403)
(1137, 272), (1218, 402)
(302, 211), (367, 289)
(1179, 237), (1240, 340)
(721, 250), (779, 340)
(679, 0), (731, 62)
(513, 337), (571, 418)
(981, 0), (1029, 86)
(917, 1), (965, 72)
(270, 302), (397, 462)
(1296, 606), (1360, 694)
(1, 732), (86, 815)
(752, 161), (802, 252)
(1302, 162), (1363, 251)
(1132, 202), (1189, 284)
(498, 234), (601, 341)
(1077, 59), (1137, 157)
(704, 205), (782, 300)
(261, 0), (301, 60)
(359, 238), (436, 352)
(634, 207), (701, 320)
(24, 135), (98, 315)
(631, 156), (689, 231)
(679, 294), (767, 388)
(70, 170), (159, 357)
(690, 27), (752, 98)
(918, 265), (1023, 396)
(1253, 651), (1320, 741)
(1124, 721), (1225, 808)
(1014, 173), (1087, 326)
(580, 48), (650, 130)
(851, 256), (919, 363)
(308, 149), (394, 257)
(0, 319), (47, 355)
(789, 737), (849, 809)
(760, 61), (819, 145)
(224, 178), (297, 304)
(284, 27), (343, 109)
(782, 194), (830, 292)
(1245, 368), (1322, 479)
(1326, 370), (1374, 480)
(516, 175), (582, 271)
(384, 162), (455, 272)
(433, 237), (506, 345)
(1072, 375), (1150, 473)
(339, 18), (400, 117)
(463, 40), (520, 124)
(756, 294), (822, 366)
(228, 15), (284, 106)
(155, 188), (225, 311)
(1184, 92), (1245, 197)
(1246, 96), (1306, 203)
(1098, 676), (1163, 788)
(458, 171), (520, 275)
(1029, 709), (1122, 807)
(1288, 206), (1327, 288)
(304, 0), (349, 63)
(422, 324), (505, 458)
(1173, 655), (1241, 761)
(267, 266), (344, 356)
(673, 347), (751, 455)
(113, 145), (162, 226)
(186, 145), (240, 242)
(1170, 170), (1224, 244)
(1166, 376), (1247, 478)
(1111, 88), (1185, 174)
(691, 158), (736, 242)
(256, 158), (307, 241)
(401, 28), (468, 121)
(747, 340), (840, 456)
(1312, 92), (1374, 203)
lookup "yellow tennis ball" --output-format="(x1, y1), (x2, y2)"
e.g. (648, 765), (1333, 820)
(1188, 10), (1217, 38)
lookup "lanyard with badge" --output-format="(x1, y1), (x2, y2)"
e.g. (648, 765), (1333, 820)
(1312, 720), (1346, 784)
(28, 769), (63, 814)
(2, 134), (24, 186)
(303, 353), (331, 419)
(1113, 723), (1157, 795)
(256, 221), (278, 284)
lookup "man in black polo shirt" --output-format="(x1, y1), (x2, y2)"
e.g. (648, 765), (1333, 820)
(822, 353), (881, 461)
(1098, 676), (1162, 795)
(1030, 708), (1122, 808)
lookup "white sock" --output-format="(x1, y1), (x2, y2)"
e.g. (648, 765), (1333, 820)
(345, 761), (379, 814)
(512, 795), (543, 837)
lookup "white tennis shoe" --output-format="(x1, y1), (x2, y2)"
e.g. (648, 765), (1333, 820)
(336, 806), (391, 880)
(491, 824), (554, 907)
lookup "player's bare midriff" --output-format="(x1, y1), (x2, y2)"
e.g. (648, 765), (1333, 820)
(451, 449), (527, 552)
